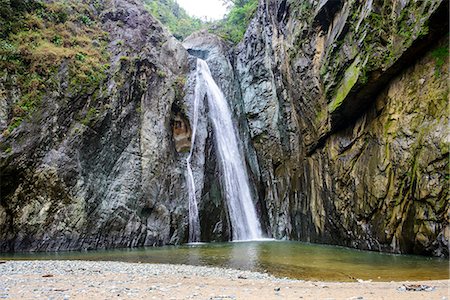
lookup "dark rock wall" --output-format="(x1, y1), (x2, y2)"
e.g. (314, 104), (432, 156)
(236, 0), (448, 256)
(0, 0), (448, 257)
(182, 32), (264, 241)
(0, 0), (192, 251)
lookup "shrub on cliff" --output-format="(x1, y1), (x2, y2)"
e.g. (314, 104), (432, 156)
(143, 0), (203, 40)
(0, 0), (109, 135)
(210, 0), (258, 43)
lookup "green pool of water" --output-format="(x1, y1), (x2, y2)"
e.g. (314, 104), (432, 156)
(1, 241), (448, 282)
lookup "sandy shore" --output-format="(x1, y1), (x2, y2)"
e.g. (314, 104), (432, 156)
(0, 261), (448, 299)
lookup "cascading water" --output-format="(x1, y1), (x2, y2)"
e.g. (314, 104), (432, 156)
(195, 58), (262, 241)
(185, 60), (202, 243)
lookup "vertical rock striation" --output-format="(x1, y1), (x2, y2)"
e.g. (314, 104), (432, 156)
(235, 0), (449, 256)
(0, 0), (448, 257)
(0, 0), (192, 251)
(183, 32), (264, 241)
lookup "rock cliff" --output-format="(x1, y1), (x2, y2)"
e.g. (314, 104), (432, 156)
(0, 0), (448, 257)
(182, 32), (264, 241)
(235, 0), (448, 256)
(0, 0), (192, 251)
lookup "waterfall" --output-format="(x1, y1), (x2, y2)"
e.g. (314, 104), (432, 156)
(186, 60), (202, 243)
(195, 58), (262, 241)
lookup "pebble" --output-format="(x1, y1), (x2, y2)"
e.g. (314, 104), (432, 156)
(209, 295), (235, 299)
(397, 284), (435, 292)
(0, 261), (283, 281)
(0, 260), (296, 299)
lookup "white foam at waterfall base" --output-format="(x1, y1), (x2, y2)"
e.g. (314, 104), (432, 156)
(195, 58), (262, 241)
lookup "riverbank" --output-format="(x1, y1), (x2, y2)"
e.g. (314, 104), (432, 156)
(0, 261), (448, 299)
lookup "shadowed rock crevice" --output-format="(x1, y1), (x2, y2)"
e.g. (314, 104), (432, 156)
(236, 0), (448, 256)
(327, 0), (449, 137)
(171, 102), (192, 153)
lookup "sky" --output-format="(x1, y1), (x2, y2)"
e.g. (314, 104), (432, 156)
(176, 0), (228, 20)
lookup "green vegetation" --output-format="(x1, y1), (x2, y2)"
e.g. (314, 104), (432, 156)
(321, 0), (439, 104)
(209, 0), (258, 43)
(143, 0), (202, 40)
(173, 75), (187, 101)
(0, 0), (110, 135)
(431, 45), (449, 77)
(157, 69), (167, 78)
(328, 58), (361, 113)
(0, 0), (258, 134)
(81, 107), (98, 126)
(145, 0), (258, 44)
(7, 117), (23, 133)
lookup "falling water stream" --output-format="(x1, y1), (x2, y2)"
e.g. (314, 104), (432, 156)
(187, 59), (262, 241)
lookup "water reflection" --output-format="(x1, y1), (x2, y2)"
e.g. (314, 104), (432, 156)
(1, 241), (448, 282)
(227, 241), (260, 271)
(185, 244), (202, 265)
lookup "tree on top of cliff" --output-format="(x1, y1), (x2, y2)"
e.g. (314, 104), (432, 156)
(210, 0), (258, 43)
(143, 0), (203, 40)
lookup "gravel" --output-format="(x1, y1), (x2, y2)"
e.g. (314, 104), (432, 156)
(0, 260), (288, 281)
(1, 261), (446, 300)
(0, 260), (299, 299)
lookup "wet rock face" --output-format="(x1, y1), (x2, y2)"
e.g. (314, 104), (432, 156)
(236, 0), (449, 256)
(0, 0), (191, 251)
(182, 32), (264, 241)
(0, 0), (447, 257)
